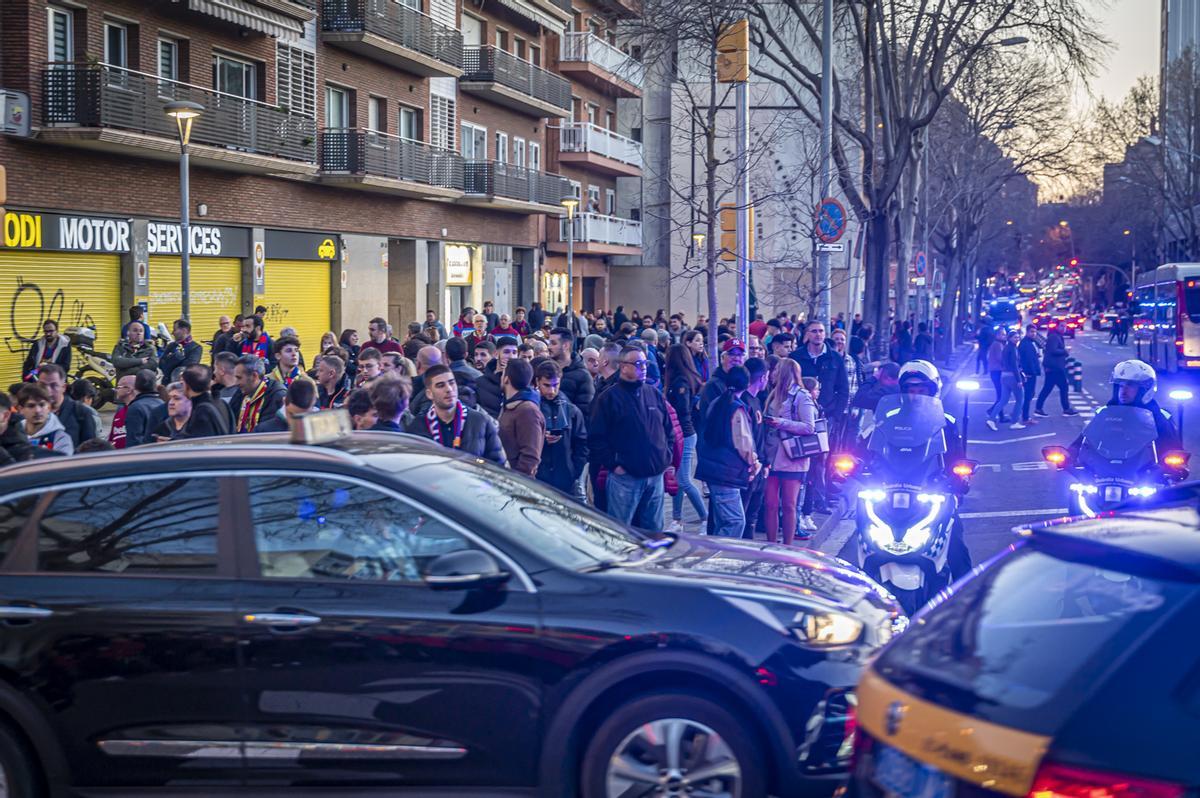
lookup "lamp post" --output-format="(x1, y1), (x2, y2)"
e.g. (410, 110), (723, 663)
(955, 379), (980, 458)
(561, 194), (578, 324)
(165, 100), (204, 323)
(1123, 228), (1136, 298)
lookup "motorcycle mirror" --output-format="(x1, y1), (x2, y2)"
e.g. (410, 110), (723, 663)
(1042, 446), (1069, 468)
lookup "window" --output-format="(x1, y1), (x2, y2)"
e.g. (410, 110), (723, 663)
(586, 103), (598, 125)
(326, 85), (349, 129)
(588, 18), (602, 37)
(529, 44), (541, 67)
(461, 122), (486, 160)
(569, 179), (582, 200)
(529, 141), (541, 171)
(587, 184), (600, 213)
(430, 93), (456, 151)
(606, 188), (616, 215)
(399, 106), (420, 141)
(158, 38), (179, 81)
(48, 7), (73, 65)
(572, 97), (582, 121)
(276, 43), (316, 118)
(367, 96), (384, 132)
(513, 137), (526, 168)
(514, 37), (526, 59)
(495, 131), (509, 164)
(247, 476), (473, 583)
(214, 53), (257, 99)
(494, 28), (508, 50)
(36, 479), (221, 575)
(605, 110), (615, 131)
(104, 22), (128, 68)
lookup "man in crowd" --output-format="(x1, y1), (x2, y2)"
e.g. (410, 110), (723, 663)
(698, 339), (746, 421)
(791, 320), (849, 420)
(595, 341), (623, 395)
(361, 316), (403, 356)
(696, 365), (761, 537)
(424, 310), (448, 341)
(517, 342), (535, 361)
(315, 354), (350, 409)
(831, 328), (863, 402)
(346, 387), (377, 430)
(238, 315), (272, 361)
(404, 363), (505, 463)
(447, 336), (481, 381)
(747, 335), (766, 360)
(121, 304), (153, 341)
(471, 339), (495, 373)
(112, 322), (158, 380)
(16, 383), (72, 454)
(410, 345), (442, 417)
(589, 345), (675, 531)
(477, 336), (518, 418)
(465, 313), (494, 356)
(355, 347), (383, 386)
(232, 355), (287, 433)
(213, 351), (240, 401)
(107, 374), (136, 449)
(1018, 324), (1042, 426)
(270, 336), (314, 387)
(254, 379), (318, 433)
(211, 316), (235, 362)
(36, 364), (94, 448)
(482, 300), (499, 331)
(159, 319), (203, 382)
(124, 369), (165, 448)
(534, 359), (588, 494)
(581, 347), (601, 382)
(0, 393), (38, 464)
(498, 357), (544, 477)
(22, 319), (71, 380)
(1034, 322), (1078, 418)
(178, 364), (232, 438)
(548, 327), (595, 418)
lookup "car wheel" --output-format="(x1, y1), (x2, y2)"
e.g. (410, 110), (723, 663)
(0, 722), (41, 798)
(580, 692), (767, 798)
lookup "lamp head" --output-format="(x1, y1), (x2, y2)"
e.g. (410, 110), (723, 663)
(164, 100), (205, 146)
(560, 194), (578, 219)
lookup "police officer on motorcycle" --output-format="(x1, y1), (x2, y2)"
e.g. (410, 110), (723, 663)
(1068, 360), (1181, 458)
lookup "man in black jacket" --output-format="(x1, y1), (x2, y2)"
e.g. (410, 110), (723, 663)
(404, 364), (505, 464)
(589, 345), (675, 531)
(37, 364), (95, 447)
(124, 369), (166, 447)
(1034, 326), (1078, 417)
(1017, 324), (1042, 425)
(533, 359), (588, 494)
(178, 365), (232, 438)
(548, 327), (596, 418)
(697, 338), (746, 423)
(22, 319), (71, 380)
(476, 336), (518, 418)
(230, 355), (287, 433)
(159, 319), (203, 382)
(790, 321), (850, 419)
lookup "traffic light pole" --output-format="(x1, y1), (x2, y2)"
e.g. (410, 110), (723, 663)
(736, 79), (749, 344)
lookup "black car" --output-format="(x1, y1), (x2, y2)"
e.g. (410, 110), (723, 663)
(0, 432), (904, 798)
(849, 501), (1200, 798)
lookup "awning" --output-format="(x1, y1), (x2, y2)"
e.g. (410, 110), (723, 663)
(188, 0), (305, 41)
(492, 0), (567, 33)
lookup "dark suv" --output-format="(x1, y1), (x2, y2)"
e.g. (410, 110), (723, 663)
(0, 433), (903, 797)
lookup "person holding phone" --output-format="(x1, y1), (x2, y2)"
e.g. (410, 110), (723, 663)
(533, 359), (588, 494)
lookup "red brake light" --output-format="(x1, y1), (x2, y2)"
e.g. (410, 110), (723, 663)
(1028, 762), (1184, 798)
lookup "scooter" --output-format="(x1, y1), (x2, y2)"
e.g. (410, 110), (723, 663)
(65, 326), (117, 410)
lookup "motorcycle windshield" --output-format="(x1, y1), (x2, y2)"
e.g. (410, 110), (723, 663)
(868, 393), (948, 471)
(1080, 406), (1158, 462)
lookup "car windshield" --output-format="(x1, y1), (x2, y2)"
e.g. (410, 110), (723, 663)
(368, 454), (648, 569)
(875, 545), (1187, 718)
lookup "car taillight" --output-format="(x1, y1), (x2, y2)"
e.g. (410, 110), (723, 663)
(1028, 762), (1185, 798)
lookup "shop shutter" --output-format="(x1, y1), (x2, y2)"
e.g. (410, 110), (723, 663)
(0, 251), (121, 383)
(255, 259), (331, 359)
(147, 257), (242, 359)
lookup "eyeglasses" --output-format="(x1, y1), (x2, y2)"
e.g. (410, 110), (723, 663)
(621, 359), (648, 368)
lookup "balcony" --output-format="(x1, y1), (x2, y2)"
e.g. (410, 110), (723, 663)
(489, 0), (572, 34)
(460, 46), (571, 119)
(557, 32), (643, 97)
(39, 64), (317, 175)
(320, 128), (464, 200)
(321, 0), (463, 78)
(554, 122), (642, 176)
(460, 161), (570, 214)
(550, 212), (642, 255)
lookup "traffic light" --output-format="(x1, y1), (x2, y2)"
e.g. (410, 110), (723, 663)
(716, 19), (749, 83)
(718, 203), (755, 262)
(1069, 258), (1078, 267)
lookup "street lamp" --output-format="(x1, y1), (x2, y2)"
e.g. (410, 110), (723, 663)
(560, 194), (578, 323)
(164, 99), (204, 323)
(955, 379), (981, 457)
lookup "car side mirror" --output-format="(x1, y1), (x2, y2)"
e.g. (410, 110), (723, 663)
(422, 549), (510, 591)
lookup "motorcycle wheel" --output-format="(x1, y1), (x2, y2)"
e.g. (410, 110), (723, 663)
(85, 375), (115, 411)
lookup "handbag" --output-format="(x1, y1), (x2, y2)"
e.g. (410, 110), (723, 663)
(782, 417), (829, 459)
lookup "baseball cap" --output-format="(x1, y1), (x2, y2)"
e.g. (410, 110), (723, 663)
(721, 338), (746, 354)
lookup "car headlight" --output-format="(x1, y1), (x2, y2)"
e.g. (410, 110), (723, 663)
(715, 590), (864, 648)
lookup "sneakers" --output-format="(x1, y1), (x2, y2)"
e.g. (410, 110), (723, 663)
(1010, 422), (1027, 430)
(1063, 409), (1080, 416)
(666, 519), (684, 534)
(986, 419), (999, 431)
(1034, 409), (1050, 417)
(800, 515), (818, 531)
(794, 529), (813, 542)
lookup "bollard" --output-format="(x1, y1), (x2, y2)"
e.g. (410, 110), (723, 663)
(1066, 357), (1083, 393)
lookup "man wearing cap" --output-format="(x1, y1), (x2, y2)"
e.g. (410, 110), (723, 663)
(696, 338), (747, 423)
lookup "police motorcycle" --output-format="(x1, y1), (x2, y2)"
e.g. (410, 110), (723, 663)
(1042, 361), (1189, 516)
(64, 325), (117, 410)
(833, 375), (976, 616)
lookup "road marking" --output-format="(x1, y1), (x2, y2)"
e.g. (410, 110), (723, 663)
(968, 432), (1057, 444)
(961, 508), (1066, 519)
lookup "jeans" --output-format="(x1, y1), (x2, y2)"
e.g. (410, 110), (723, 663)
(607, 471), (665, 532)
(1037, 367), (1071, 412)
(989, 374), (1024, 422)
(708, 485), (745, 537)
(988, 370), (1003, 414)
(802, 453), (826, 515)
(672, 433), (708, 521)
(1021, 374), (1038, 422)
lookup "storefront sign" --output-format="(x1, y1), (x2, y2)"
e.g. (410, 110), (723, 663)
(265, 228), (340, 261)
(445, 244), (473, 285)
(2, 209), (249, 257)
(147, 222), (246, 257)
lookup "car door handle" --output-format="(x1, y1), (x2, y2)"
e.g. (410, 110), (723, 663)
(0, 605), (54, 621)
(242, 612), (321, 627)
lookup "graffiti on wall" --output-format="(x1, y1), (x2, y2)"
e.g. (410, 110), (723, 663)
(5, 277), (95, 353)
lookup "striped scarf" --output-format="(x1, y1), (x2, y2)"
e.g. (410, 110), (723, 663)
(238, 380), (268, 433)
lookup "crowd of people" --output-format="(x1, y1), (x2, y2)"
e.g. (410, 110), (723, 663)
(5, 301), (916, 545)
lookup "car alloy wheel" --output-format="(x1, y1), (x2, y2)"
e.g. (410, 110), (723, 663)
(606, 718), (740, 798)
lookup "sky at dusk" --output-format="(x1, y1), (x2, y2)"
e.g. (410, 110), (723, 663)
(1076, 0), (1161, 112)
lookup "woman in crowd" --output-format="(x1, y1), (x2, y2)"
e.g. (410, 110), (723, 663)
(154, 382), (192, 442)
(338, 329), (360, 381)
(664, 344), (708, 532)
(796, 377), (824, 533)
(683, 329), (709, 382)
(762, 360), (818, 545)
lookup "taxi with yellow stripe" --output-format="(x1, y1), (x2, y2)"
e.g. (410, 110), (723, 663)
(849, 501), (1200, 798)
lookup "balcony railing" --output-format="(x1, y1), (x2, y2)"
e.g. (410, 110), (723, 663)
(322, 0), (463, 69)
(42, 64), (317, 163)
(464, 161), (569, 205)
(560, 32), (644, 88)
(558, 122), (642, 168)
(461, 46), (572, 112)
(321, 128), (464, 189)
(561, 212), (642, 247)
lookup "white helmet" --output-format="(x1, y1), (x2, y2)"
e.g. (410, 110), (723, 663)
(1111, 359), (1157, 404)
(898, 360), (941, 397)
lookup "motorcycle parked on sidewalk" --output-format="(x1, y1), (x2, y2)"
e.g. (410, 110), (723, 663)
(64, 325), (117, 410)
(835, 393), (976, 616)
(1042, 405), (1190, 516)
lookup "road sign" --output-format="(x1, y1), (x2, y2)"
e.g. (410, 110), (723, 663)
(913, 276), (927, 286)
(913, 250), (927, 276)
(816, 242), (845, 253)
(815, 197), (847, 243)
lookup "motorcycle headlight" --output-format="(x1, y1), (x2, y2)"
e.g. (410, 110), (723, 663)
(861, 491), (945, 554)
(715, 591), (864, 648)
(1128, 485), (1158, 498)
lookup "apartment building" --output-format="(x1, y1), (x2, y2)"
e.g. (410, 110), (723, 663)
(0, 0), (643, 380)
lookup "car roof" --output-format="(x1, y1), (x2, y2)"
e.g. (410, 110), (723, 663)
(1016, 495), (1200, 581)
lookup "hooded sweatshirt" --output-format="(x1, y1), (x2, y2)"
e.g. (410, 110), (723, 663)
(24, 413), (73, 456)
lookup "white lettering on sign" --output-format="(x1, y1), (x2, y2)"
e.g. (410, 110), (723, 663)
(147, 222), (224, 256)
(59, 216), (130, 253)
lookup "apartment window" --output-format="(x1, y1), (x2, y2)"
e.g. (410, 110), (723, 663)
(569, 180), (582, 200)
(606, 188), (616, 215)
(430, 94), (456, 151)
(529, 142), (541, 171)
(103, 21), (130, 87)
(494, 28), (508, 50)
(495, 131), (509, 164)
(513, 137), (526, 168)
(158, 38), (179, 81)
(214, 53), (258, 99)
(587, 18), (602, 36)
(399, 106), (420, 141)
(572, 97), (582, 121)
(398, 0), (420, 9)
(587, 184), (600, 213)
(529, 44), (541, 67)
(277, 44), (316, 118)
(48, 7), (73, 65)
(325, 85), (350, 129)
(514, 37), (526, 60)
(368, 97), (384, 132)
(606, 110), (615, 131)
(571, 11), (583, 31)
(461, 122), (487, 160)
(586, 104), (598, 125)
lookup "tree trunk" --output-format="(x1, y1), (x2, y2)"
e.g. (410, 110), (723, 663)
(895, 163), (920, 322)
(863, 210), (891, 359)
(935, 253), (961, 361)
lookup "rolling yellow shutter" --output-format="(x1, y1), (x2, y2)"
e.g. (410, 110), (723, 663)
(147, 257), (242, 358)
(0, 251), (120, 383)
(255, 259), (331, 357)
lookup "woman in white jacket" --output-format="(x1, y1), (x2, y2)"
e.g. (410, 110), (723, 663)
(761, 359), (819, 545)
